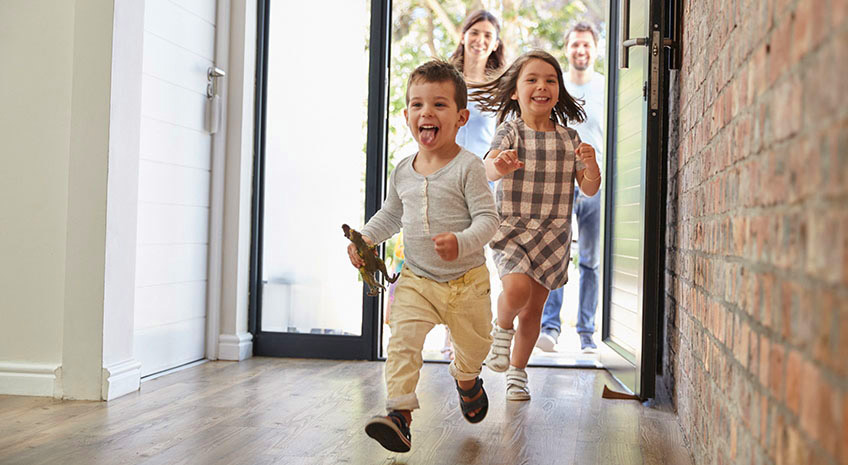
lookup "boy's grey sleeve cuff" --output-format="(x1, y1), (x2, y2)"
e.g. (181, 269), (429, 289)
(359, 226), (386, 245)
(454, 217), (499, 259)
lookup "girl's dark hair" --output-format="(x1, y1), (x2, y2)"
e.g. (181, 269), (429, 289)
(470, 50), (586, 126)
(449, 10), (506, 78)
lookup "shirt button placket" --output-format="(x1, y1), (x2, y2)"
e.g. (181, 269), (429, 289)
(421, 178), (430, 234)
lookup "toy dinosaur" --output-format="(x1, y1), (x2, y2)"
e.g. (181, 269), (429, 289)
(343, 224), (399, 296)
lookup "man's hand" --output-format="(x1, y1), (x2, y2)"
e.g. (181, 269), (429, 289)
(347, 234), (374, 268)
(492, 149), (524, 176)
(432, 232), (459, 261)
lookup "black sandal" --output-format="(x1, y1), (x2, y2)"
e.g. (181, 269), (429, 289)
(365, 411), (411, 452)
(456, 377), (489, 424)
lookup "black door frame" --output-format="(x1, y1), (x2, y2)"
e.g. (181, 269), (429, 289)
(601, 0), (673, 399)
(248, 0), (391, 360)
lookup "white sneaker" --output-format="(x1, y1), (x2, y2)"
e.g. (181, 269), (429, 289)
(485, 322), (514, 372)
(535, 331), (557, 352)
(506, 366), (530, 401)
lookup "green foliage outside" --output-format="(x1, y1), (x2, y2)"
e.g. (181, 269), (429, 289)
(387, 0), (606, 176)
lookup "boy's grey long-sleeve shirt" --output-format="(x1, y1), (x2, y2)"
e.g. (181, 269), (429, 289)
(361, 148), (499, 282)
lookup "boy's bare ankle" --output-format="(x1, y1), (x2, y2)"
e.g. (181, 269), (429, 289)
(456, 378), (476, 391)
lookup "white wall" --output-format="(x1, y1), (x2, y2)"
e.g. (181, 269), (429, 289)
(0, 0), (256, 398)
(61, 0), (115, 401)
(0, 0), (124, 400)
(0, 0), (76, 395)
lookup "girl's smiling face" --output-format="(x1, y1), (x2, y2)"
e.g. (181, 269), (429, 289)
(511, 58), (560, 119)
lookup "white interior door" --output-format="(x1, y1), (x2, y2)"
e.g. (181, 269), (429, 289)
(134, 0), (218, 377)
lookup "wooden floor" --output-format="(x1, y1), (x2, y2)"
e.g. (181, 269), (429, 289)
(0, 358), (693, 465)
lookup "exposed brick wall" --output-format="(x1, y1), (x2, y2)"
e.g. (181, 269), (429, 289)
(663, 0), (847, 464)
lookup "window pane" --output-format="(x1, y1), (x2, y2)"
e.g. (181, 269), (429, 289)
(261, 1), (371, 336)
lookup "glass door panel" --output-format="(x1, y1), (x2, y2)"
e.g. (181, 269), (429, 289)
(261, 0), (370, 336)
(250, 0), (386, 359)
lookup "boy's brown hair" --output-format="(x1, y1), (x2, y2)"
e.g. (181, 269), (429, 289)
(405, 59), (468, 110)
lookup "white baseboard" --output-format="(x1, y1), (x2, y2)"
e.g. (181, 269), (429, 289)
(0, 362), (61, 397)
(218, 332), (253, 361)
(101, 359), (141, 401)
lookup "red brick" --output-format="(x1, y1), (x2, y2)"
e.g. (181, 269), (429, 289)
(769, 343), (786, 400)
(759, 391), (769, 443)
(839, 303), (848, 379)
(749, 44), (768, 100)
(835, 0), (848, 29)
(785, 350), (801, 415)
(807, 208), (845, 284)
(768, 16), (793, 86)
(762, 272), (775, 327)
(792, 286), (814, 352)
(788, 1), (809, 59)
(779, 281), (793, 340)
(814, 374), (841, 459)
(804, 41), (841, 129)
(813, 292), (836, 365)
(771, 77), (801, 142)
(790, 134), (820, 203)
(759, 334), (771, 388)
(799, 361), (822, 443)
(841, 392), (848, 465)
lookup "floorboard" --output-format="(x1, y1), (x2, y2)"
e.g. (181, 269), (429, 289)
(0, 357), (693, 465)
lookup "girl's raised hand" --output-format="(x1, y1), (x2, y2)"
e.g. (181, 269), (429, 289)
(493, 149), (524, 175)
(576, 143), (598, 169)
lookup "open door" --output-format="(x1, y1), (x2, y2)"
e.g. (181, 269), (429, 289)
(600, 0), (676, 399)
(248, 0), (390, 359)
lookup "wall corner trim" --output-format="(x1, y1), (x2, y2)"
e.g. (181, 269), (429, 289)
(218, 332), (253, 361)
(101, 359), (141, 401)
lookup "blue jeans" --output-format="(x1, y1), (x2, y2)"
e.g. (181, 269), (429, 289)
(541, 186), (601, 336)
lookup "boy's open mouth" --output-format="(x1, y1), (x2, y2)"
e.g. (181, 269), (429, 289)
(419, 125), (439, 144)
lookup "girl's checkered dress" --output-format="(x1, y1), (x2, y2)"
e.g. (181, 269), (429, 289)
(487, 119), (586, 290)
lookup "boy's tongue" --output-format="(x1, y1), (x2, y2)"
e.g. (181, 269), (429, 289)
(419, 127), (437, 145)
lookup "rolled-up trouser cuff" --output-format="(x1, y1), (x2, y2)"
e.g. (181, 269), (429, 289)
(449, 361), (482, 382)
(386, 392), (420, 412)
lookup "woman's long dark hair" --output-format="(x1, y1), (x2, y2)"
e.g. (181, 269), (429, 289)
(449, 10), (505, 79)
(470, 50), (586, 126)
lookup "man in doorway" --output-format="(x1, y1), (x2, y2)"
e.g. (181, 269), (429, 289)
(536, 22), (605, 353)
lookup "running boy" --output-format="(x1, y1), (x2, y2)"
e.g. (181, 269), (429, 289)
(347, 60), (499, 453)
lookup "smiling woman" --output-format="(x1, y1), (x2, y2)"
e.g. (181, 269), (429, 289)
(451, 10), (505, 161)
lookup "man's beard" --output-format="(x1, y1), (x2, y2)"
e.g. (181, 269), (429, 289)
(571, 60), (590, 71)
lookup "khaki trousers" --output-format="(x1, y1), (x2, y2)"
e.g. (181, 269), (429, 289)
(384, 264), (493, 412)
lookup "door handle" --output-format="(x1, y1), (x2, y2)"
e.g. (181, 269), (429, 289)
(619, 0), (649, 69)
(206, 67), (226, 134)
(206, 67), (226, 98)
